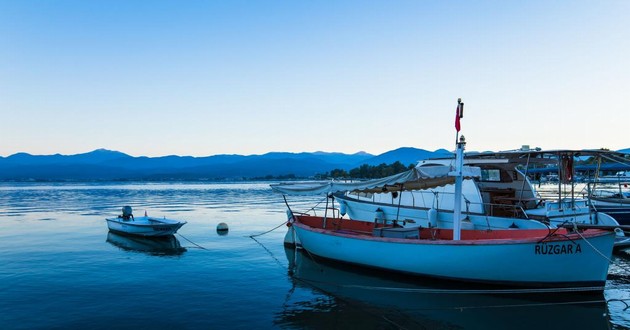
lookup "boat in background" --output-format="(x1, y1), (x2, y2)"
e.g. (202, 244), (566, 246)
(340, 149), (624, 226)
(587, 181), (630, 226)
(332, 148), (630, 247)
(105, 206), (186, 237)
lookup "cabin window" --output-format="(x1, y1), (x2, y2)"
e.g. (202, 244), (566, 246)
(480, 169), (502, 182)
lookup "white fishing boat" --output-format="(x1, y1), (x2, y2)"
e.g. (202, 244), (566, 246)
(330, 148), (630, 249)
(338, 150), (626, 226)
(287, 212), (614, 288)
(105, 206), (186, 237)
(273, 99), (617, 289)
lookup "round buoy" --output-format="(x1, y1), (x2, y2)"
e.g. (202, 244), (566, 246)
(217, 222), (229, 236)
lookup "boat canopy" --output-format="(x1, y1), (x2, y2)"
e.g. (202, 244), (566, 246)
(270, 165), (481, 196)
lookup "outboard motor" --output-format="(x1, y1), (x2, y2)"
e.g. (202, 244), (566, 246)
(122, 206), (134, 220)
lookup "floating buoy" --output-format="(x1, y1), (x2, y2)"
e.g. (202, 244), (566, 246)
(217, 222), (229, 236)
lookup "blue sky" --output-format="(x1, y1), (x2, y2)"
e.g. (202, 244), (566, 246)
(1, 1), (629, 157)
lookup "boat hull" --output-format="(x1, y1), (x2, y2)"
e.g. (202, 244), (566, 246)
(291, 221), (614, 288)
(106, 216), (186, 237)
(590, 200), (630, 225)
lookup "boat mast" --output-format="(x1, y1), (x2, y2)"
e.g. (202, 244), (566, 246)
(453, 135), (466, 240)
(453, 98), (465, 241)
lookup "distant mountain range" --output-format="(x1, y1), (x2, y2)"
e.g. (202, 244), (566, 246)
(0, 147), (453, 181)
(2, 147), (627, 182)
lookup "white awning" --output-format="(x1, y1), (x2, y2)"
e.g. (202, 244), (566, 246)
(270, 165), (481, 195)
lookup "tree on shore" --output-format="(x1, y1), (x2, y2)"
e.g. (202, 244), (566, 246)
(317, 161), (414, 180)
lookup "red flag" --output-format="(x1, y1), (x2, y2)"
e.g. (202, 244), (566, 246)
(455, 103), (461, 132)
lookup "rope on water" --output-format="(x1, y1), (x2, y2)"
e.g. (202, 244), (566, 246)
(248, 220), (288, 238)
(249, 235), (287, 271)
(176, 232), (209, 250)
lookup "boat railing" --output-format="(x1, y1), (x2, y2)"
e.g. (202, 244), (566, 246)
(423, 200), (530, 219)
(349, 190), (467, 210)
(347, 190), (534, 219)
(471, 201), (529, 219)
(300, 203), (341, 219)
(584, 181), (630, 198)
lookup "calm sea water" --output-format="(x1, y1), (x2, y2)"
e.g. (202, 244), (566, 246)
(1, 182), (630, 329)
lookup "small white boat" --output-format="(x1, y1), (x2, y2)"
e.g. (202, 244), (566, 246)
(106, 206), (186, 237)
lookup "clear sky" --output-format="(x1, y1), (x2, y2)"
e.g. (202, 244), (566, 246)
(1, 1), (629, 157)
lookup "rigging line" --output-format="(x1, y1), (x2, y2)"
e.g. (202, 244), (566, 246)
(537, 220), (569, 244)
(176, 232), (209, 250)
(601, 153), (630, 166)
(304, 195), (329, 215)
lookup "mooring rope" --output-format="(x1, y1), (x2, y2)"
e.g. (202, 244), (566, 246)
(249, 235), (287, 270)
(176, 232), (209, 250)
(248, 220), (288, 238)
(571, 223), (630, 274)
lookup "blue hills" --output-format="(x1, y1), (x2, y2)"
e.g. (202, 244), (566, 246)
(0, 147), (452, 181)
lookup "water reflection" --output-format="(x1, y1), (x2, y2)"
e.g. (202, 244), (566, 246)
(277, 248), (611, 330)
(106, 232), (186, 256)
